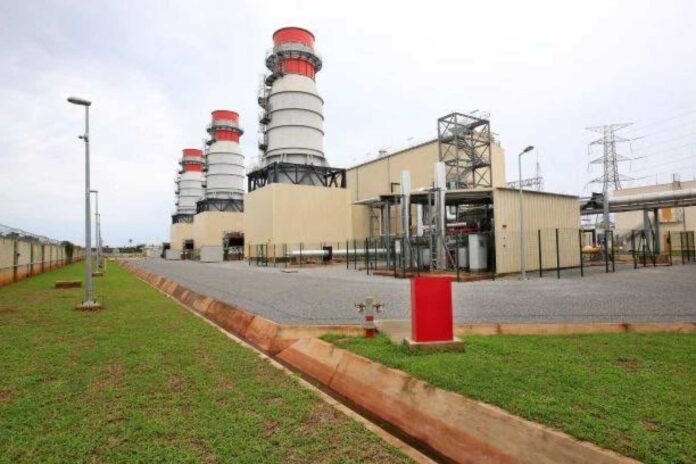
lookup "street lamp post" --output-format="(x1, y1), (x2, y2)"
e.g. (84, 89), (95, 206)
(90, 189), (102, 273)
(518, 145), (535, 280)
(68, 96), (99, 309)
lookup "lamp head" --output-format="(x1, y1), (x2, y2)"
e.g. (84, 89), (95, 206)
(67, 96), (91, 106)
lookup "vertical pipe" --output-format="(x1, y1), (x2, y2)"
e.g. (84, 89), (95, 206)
(578, 229), (584, 277)
(538, 229), (543, 278)
(555, 228), (560, 279)
(346, 240), (349, 269)
(668, 231), (673, 266)
(353, 239), (357, 270)
(631, 230), (637, 269)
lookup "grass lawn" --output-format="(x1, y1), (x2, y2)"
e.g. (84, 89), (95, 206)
(323, 332), (696, 464)
(0, 263), (409, 464)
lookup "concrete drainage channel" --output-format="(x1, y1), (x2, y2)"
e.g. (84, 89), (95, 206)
(120, 261), (640, 464)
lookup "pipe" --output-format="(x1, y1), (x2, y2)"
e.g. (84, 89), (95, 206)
(608, 188), (696, 205)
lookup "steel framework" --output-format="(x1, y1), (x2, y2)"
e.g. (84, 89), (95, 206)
(247, 162), (346, 192)
(437, 112), (493, 189)
(196, 198), (244, 213)
(171, 213), (194, 224)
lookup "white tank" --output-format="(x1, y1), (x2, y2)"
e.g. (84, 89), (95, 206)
(175, 148), (204, 215)
(259, 27), (326, 168)
(204, 110), (245, 200)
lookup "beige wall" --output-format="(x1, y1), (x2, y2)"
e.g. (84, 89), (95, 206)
(614, 181), (696, 251)
(169, 223), (193, 251)
(493, 188), (581, 274)
(245, 183), (352, 254)
(192, 211), (244, 249)
(0, 238), (75, 287)
(346, 140), (507, 203)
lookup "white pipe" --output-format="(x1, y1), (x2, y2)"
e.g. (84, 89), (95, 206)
(609, 188), (696, 205)
(287, 248), (388, 257)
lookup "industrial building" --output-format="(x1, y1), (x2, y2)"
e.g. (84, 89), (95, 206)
(613, 179), (696, 254)
(168, 26), (582, 276)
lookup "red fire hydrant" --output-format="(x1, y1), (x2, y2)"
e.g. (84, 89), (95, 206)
(355, 296), (383, 338)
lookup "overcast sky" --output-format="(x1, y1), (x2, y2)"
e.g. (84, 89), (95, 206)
(1, 0), (695, 246)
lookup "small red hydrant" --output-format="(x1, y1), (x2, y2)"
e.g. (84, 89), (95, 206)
(354, 296), (383, 338)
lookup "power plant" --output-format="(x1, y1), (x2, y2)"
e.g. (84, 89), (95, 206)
(166, 26), (588, 275)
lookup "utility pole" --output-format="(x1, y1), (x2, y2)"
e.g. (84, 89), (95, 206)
(586, 123), (633, 233)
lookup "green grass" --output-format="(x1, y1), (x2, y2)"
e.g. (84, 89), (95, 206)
(0, 263), (410, 464)
(323, 332), (696, 463)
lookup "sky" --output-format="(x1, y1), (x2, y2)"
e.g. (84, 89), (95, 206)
(1, 0), (695, 246)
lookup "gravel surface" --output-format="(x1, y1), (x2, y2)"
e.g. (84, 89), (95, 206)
(127, 259), (696, 325)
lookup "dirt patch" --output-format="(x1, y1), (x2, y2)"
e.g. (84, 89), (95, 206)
(90, 362), (125, 393)
(216, 378), (235, 392)
(642, 418), (661, 432)
(300, 403), (343, 432)
(167, 375), (185, 392)
(0, 307), (19, 314)
(0, 389), (14, 404)
(616, 356), (642, 370)
(262, 419), (279, 437)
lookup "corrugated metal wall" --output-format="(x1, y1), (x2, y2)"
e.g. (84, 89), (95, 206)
(493, 188), (581, 274)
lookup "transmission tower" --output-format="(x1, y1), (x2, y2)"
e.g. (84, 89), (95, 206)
(586, 123), (633, 231)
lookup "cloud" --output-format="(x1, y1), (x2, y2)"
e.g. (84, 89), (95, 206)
(1, 0), (695, 245)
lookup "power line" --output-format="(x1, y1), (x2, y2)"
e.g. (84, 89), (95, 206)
(621, 108), (696, 134)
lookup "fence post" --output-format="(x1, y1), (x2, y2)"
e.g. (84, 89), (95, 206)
(491, 230), (497, 281)
(631, 231), (637, 269)
(12, 239), (18, 283)
(642, 233), (647, 267)
(668, 231), (673, 266)
(299, 243), (303, 268)
(41, 245), (45, 273)
(248, 243), (251, 266)
(604, 232), (610, 273)
(364, 238), (369, 275)
(610, 230), (616, 272)
(538, 229), (543, 278)
(578, 229), (584, 277)
(555, 228), (560, 279)
(455, 234), (460, 282)
(346, 240), (349, 269)
(374, 239), (378, 271)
